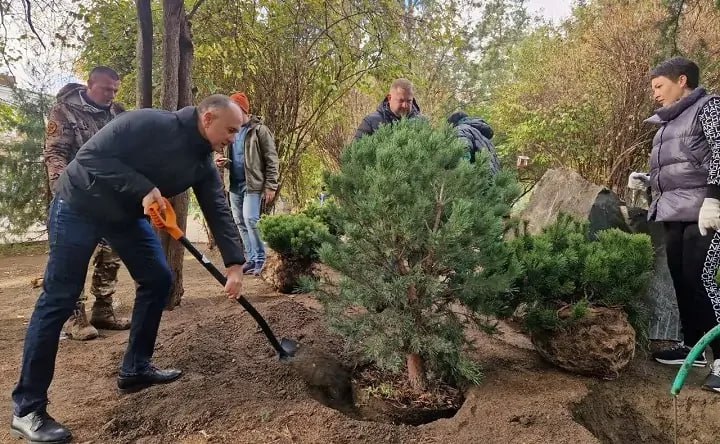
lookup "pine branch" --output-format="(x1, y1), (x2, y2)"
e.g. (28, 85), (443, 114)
(421, 181), (447, 271)
(433, 182), (445, 232)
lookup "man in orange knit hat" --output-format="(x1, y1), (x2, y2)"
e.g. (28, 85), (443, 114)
(216, 92), (279, 275)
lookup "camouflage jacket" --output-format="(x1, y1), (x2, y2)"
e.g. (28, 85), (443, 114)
(44, 83), (125, 193)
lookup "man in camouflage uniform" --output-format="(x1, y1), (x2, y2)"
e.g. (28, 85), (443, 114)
(44, 66), (131, 340)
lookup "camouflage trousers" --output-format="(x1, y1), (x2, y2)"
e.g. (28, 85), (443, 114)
(77, 240), (121, 309)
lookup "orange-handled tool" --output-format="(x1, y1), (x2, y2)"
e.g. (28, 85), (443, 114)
(147, 198), (184, 240)
(147, 197), (297, 360)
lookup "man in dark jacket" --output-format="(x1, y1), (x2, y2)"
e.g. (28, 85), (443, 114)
(448, 111), (501, 175)
(354, 78), (421, 140)
(635, 57), (720, 393)
(44, 66), (130, 340)
(10, 95), (246, 443)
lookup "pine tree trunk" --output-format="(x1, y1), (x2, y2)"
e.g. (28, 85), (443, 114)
(407, 353), (427, 392)
(160, 0), (193, 309)
(400, 257), (428, 392)
(135, 0), (153, 108)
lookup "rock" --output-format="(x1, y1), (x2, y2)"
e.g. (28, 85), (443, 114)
(531, 306), (636, 380)
(509, 414), (535, 427)
(519, 416), (533, 426)
(518, 168), (630, 237)
(624, 207), (680, 341)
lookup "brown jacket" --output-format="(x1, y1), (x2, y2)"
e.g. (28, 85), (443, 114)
(221, 116), (279, 193)
(44, 83), (125, 192)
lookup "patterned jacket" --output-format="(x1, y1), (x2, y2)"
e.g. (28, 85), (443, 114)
(44, 83), (125, 193)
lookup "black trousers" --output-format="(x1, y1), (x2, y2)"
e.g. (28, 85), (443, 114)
(664, 222), (720, 357)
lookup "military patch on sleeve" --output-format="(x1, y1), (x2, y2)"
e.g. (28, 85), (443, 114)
(46, 120), (58, 136)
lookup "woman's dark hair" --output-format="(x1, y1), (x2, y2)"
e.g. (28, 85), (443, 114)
(651, 57), (700, 89)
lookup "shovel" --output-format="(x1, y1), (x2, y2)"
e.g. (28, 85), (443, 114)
(147, 197), (298, 359)
(147, 197), (354, 410)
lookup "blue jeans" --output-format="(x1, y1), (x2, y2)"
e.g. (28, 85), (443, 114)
(12, 197), (172, 417)
(229, 185), (265, 265)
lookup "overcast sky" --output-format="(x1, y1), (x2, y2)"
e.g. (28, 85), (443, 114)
(525, 0), (574, 22)
(8, 0), (576, 94)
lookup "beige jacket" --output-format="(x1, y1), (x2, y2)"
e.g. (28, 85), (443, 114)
(222, 116), (279, 193)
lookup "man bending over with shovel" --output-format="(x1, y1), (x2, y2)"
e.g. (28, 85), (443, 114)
(11, 95), (247, 444)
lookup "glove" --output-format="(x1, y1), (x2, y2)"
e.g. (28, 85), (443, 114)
(699, 198), (720, 236)
(627, 172), (650, 191)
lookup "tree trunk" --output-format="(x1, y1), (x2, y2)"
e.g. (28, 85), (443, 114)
(162, 193), (189, 308)
(398, 257), (427, 391)
(161, 0), (182, 112)
(136, 0), (153, 108)
(160, 0), (193, 309)
(177, 11), (194, 108)
(407, 353), (427, 392)
(202, 218), (216, 249)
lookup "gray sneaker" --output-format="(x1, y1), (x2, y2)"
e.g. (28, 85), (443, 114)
(242, 262), (255, 275)
(703, 359), (720, 393)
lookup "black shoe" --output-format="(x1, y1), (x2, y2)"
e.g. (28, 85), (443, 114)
(10, 409), (72, 443)
(117, 366), (182, 394)
(652, 342), (707, 367)
(704, 359), (720, 393)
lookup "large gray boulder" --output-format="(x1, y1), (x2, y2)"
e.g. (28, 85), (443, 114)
(518, 168), (629, 237)
(625, 207), (681, 341)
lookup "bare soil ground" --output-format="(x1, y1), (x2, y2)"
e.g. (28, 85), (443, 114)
(1, 243), (720, 443)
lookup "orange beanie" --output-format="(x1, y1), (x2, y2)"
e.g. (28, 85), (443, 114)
(230, 92), (250, 114)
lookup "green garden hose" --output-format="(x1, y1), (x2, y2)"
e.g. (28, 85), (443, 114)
(670, 323), (720, 395)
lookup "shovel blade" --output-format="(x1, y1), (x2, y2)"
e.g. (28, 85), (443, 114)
(279, 338), (299, 360)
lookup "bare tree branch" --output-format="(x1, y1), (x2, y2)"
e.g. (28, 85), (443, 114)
(0, 4), (16, 78)
(187, 0), (206, 20)
(669, 0), (686, 56)
(21, 0), (45, 49)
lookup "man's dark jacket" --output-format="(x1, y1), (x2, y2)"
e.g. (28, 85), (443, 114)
(56, 106), (244, 267)
(354, 96), (421, 140)
(454, 117), (501, 175)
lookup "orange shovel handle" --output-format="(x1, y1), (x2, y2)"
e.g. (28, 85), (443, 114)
(148, 197), (184, 240)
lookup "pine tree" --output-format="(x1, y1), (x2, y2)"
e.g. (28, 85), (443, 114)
(509, 214), (654, 338)
(320, 119), (521, 391)
(0, 88), (52, 241)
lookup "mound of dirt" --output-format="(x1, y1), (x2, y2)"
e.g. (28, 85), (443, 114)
(7, 249), (720, 444)
(101, 299), (360, 443)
